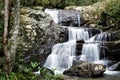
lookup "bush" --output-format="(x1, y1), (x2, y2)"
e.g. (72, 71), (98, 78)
(104, 0), (120, 29)
(0, 54), (64, 80)
(20, 0), (66, 8)
(65, 0), (102, 6)
(20, 0), (102, 9)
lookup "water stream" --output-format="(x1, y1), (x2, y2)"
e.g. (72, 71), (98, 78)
(43, 9), (120, 79)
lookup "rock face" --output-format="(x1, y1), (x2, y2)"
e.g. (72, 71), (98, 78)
(106, 42), (120, 61)
(58, 10), (81, 27)
(65, 0), (115, 25)
(99, 31), (120, 61)
(63, 61), (106, 77)
(19, 7), (65, 65)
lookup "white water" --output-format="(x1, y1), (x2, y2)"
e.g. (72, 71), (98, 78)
(80, 32), (112, 62)
(45, 9), (59, 24)
(45, 9), (81, 27)
(44, 41), (76, 73)
(44, 27), (91, 73)
(43, 9), (118, 75)
(81, 43), (100, 62)
(85, 32), (112, 42)
(68, 27), (89, 41)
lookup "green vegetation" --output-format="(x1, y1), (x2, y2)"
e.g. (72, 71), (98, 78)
(100, 0), (120, 30)
(65, 0), (102, 6)
(20, 0), (102, 8)
(0, 54), (64, 80)
(0, 0), (120, 79)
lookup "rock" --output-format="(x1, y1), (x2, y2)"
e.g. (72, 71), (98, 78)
(96, 31), (120, 61)
(19, 7), (65, 65)
(65, 0), (115, 26)
(63, 61), (106, 77)
(24, 54), (47, 66)
(108, 62), (120, 71)
(40, 67), (54, 75)
(76, 40), (85, 43)
(87, 28), (101, 37)
(76, 40), (84, 56)
(58, 10), (81, 27)
(105, 42), (120, 61)
(95, 30), (120, 41)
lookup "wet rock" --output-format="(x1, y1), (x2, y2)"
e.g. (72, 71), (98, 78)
(108, 62), (120, 71)
(76, 40), (85, 43)
(58, 10), (81, 27)
(94, 31), (120, 42)
(63, 61), (106, 77)
(87, 28), (101, 37)
(95, 31), (120, 61)
(105, 42), (120, 61)
(112, 30), (120, 41)
(76, 40), (85, 56)
(40, 67), (54, 75)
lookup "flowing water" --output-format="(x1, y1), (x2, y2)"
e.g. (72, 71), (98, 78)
(81, 43), (100, 62)
(44, 9), (120, 79)
(44, 27), (90, 73)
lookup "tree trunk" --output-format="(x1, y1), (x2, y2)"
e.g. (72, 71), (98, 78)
(9, 0), (20, 69)
(3, 0), (20, 74)
(4, 0), (11, 74)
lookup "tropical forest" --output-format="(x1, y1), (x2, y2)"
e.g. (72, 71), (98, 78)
(0, 0), (120, 80)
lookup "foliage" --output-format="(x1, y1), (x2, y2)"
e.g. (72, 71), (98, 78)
(65, 0), (102, 6)
(0, 54), (64, 80)
(101, 0), (120, 29)
(19, 0), (102, 8)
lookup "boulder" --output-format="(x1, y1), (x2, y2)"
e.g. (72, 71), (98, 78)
(19, 7), (65, 65)
(63, 61), (106, 77)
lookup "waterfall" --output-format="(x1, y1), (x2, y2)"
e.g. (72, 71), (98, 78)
(81, 32), (112, 63)
(45, 9), (81, 27)
(45, 9), (59, 24)
(94, 32), (112, 41)
(44, 41), (76, 73)
(68, 27), (89, 41)
(44, 27), (91, 73)
(81, 43), (100, 62)
(86, 32), (112, 42)
(43, 9), (114, 74)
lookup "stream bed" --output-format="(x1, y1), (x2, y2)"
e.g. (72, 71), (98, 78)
(64, 71), (120, 80)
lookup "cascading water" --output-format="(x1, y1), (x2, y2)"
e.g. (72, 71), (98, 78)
(44, 27), (91, 73)
(80, 32), (113, 62)
(44, 41), (76, 73)
(81, 43), (100, 62)
(45, 9), (81, 26)
(44, 9), (118, 75)
(45, 9), (59, 24)
(68, 27), (89, 41)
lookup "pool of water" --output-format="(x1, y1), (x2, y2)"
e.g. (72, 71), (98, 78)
(64, 71), (120, 80)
